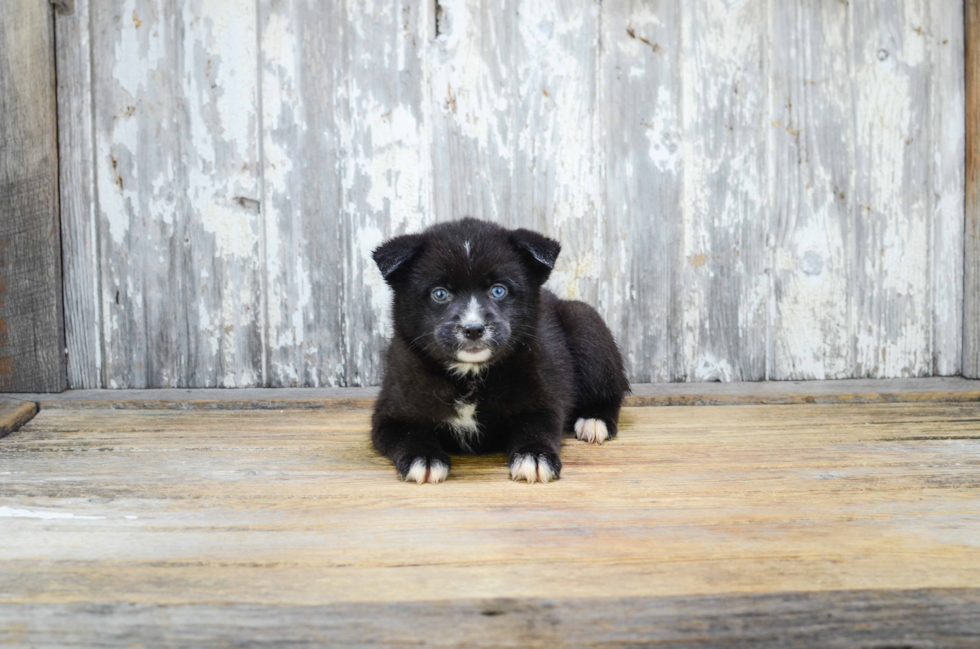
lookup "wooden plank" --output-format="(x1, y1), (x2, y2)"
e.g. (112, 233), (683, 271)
(7, 376), (980, 410)
(55, 0), (102, 389)
(966, 0), (980, 379)
(850, 0), (933, 378)
(768, 0), (962, 381)
(512, 1), (603, 309)
(768, 0), (853, 380)
(599, 0), (682, 383)
(90, 0), (172, 389)
(64, 1), (968, 388)
(2, 589), (979, 647)
(259, 0), (346, 387)
(342, 0), (433, 387)
(0, 398), (36, 439)
(177, 0), (264, 388)
(931, 0), (965, 376)
(0, 0), (67, 393)
(1, 403), (978, 613)
(677, 0), (768, 381)
(92, 0), (263, 388)
(428, 0), (515, 224)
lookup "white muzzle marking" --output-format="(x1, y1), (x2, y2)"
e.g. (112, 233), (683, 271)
(461, 295), (482, 327)
(456, 349), (492, 363)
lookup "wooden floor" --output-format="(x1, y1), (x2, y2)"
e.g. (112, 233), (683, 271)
(2, 396), (980, 646)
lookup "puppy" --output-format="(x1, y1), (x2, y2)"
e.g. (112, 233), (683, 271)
(371, 218), (630, 484)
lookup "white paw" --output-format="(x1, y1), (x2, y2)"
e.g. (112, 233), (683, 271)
(509, 454), (557, 484)
(404, 458), (450, 484)
(574, 418), (609, 444)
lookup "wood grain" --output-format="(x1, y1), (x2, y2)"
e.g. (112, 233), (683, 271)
(768, 0), (853, 380)
(599, 0), (682, 383)
(259, 0), (347, 388)
(1, 403), (978, 611)
(0, 0), (67, 393)
(56, 0), (102, 390)
(3, 589), (979, 647)
(54, 0), (966, 387)
(677, 0), (768, 382)
(932, 0), (966, 377)
(966, 0), (980, 379)
(851, 0), (934, 378)
(429, 0), (514, 225)
(343, 0), (433, 387)
(91, 0), (263, 388)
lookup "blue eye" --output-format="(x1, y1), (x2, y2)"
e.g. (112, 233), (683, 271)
(490, 284), (508, 299)
(431, 288), (451, 303)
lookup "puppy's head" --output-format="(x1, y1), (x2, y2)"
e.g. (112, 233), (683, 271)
(373, 218), (560, 372)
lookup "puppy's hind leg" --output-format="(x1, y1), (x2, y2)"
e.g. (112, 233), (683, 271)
(556, 300), (631, 444)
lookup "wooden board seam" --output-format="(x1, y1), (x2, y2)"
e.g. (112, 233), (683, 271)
(7, 377), (980, 411)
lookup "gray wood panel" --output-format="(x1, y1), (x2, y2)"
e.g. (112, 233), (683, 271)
(259, 0), (347, 387)
(56, 0), (967, 387)
(90, 0), (263, 388)
(599, 0), (682, 383)
(343, 0), (433, 387)
(769, 0), (854, 380)
(966, 0), (980, 379)
(429, 0), (517, 225)
(0, 1), (67, 393)
(677, 0), (768, 381)
(56, 0), (102, 389)
(932, 0), (965, 376)
(850, 0), (935, 379)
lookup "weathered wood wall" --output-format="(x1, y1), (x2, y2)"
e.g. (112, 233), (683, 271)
(966, 0), (980, 379)
(56, 0), (966, 388)
(0, 1), (67, 392)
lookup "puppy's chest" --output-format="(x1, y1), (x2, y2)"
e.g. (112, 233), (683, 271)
(445, 399), (479, 435)
(440, 381), (498, 441)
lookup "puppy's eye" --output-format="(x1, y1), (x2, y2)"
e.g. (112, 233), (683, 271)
(431, 287), (451, 303)
(489, 284), (508, 299)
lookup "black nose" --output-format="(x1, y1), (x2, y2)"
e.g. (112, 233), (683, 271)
(462, 324), (485, 340)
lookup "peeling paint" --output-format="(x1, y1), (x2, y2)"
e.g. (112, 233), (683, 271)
(78, 0), (964, 388)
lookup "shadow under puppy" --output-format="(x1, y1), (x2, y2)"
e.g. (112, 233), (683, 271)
(371, 218), (630, 484)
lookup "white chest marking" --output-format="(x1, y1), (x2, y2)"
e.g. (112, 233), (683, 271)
(446, 401), (480, 450)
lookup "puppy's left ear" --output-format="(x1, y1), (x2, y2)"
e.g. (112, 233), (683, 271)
(509, 228), (561, 284)
(373, 233), (425, 284)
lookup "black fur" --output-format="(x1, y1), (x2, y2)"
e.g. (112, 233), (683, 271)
(371, 218), (630, 483)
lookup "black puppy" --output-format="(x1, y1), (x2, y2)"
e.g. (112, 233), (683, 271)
(371, 218), (630, 484)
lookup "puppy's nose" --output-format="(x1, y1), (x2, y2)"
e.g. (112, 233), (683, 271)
(462, 323), (486, 340)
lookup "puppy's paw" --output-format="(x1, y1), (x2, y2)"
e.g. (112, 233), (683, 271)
(574, 418), (611, 444)
(509, 451), (561, 484)
(399, 456), (451, 484)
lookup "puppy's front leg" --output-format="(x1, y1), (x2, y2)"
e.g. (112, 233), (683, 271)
(372, 419), (451, 484)
(506, 410), (563, 484)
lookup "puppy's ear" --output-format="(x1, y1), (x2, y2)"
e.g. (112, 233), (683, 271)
(373, 233), (425, 283)
(509, 228), (561, 284)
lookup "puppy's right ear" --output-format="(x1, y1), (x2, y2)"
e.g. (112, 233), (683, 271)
(509, 228), (561, 284)
(372, 234), (425, 283)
